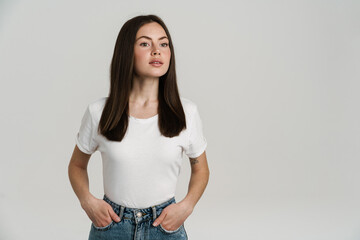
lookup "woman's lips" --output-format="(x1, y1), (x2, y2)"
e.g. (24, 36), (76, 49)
(149, 62), (163, 67)
(149, 59), (163, 67)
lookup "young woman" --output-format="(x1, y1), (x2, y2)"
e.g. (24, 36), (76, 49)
(68, 14), (209, 240)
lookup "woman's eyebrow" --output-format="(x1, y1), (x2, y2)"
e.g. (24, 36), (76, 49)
(136, 36), (168, 41)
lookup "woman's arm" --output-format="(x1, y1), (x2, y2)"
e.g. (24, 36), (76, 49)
(152, 151), (210, 229)
(181, 150), (210, 210)
(68, 145), (120, 227)
(68, 145), (93, 205)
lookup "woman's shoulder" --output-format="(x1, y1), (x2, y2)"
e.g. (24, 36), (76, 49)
(88, 96), (107, 111)
(180, 97), (202, 125)
(85, 96), (108, 121)
(180, 96), (198, 112)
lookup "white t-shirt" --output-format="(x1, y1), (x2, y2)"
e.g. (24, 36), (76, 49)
(75, 96), (207, 208)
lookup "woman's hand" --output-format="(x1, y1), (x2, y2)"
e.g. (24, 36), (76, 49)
(152, 201), (193, 231)
(81, 195), (120, 227)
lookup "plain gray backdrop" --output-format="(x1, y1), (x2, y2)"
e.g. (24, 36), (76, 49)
(1, 0), (359, 239)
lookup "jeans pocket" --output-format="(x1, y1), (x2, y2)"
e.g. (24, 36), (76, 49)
(92, 220), (114, 232)
(159, 223), (183, 234)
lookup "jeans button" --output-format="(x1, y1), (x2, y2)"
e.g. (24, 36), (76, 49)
(136, 212), (142, 217)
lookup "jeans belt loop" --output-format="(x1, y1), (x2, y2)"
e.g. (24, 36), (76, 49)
(119, 205), (125, 220)
(151, 205), (157, 221)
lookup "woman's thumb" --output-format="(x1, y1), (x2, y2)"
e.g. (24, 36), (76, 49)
(109, 208), (121, 222)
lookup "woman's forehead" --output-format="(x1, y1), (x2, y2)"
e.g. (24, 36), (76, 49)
(136, 22), (167, 38)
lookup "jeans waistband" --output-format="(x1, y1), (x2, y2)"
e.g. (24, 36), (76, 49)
(102, 194), (176, 223)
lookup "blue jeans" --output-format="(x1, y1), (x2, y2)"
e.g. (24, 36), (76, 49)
(88, 195), (188, 240)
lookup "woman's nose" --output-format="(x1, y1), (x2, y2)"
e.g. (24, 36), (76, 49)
(152, 49), (160, 55)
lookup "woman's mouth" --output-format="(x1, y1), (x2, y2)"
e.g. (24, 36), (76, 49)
(149, 59), (163, 67)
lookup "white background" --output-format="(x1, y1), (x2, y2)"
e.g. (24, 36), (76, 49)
(0, 0), (359, 239)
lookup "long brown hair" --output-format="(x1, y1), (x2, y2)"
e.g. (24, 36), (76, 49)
(98, 14), (186, 141)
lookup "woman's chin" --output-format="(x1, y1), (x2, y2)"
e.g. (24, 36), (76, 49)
(141, 71), (168, 79)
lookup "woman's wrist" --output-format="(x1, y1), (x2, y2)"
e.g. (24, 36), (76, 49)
(80, 193), (96, 209)
(178, 199), (195, 214)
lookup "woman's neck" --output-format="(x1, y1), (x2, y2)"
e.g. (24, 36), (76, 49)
(129, 75), (159, 104)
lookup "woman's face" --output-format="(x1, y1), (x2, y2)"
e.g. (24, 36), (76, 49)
(133, 22), (171, 79)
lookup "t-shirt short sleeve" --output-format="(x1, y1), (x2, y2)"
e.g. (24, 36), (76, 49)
(184, 104), (207, 158)
(75, 104), (99, 155)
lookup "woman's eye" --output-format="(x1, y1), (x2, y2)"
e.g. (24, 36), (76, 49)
(140, 42), (150, 47)
(161, 43), (169, 47)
